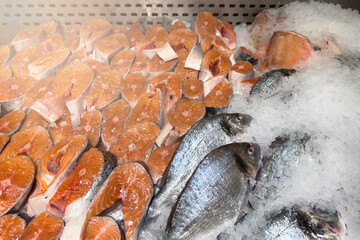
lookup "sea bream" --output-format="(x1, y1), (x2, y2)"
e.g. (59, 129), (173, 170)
(166, 142), (261, 240)
(140, 113), (252, 235)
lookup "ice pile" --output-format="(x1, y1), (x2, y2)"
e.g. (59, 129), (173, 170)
(226, 1), (360, 239)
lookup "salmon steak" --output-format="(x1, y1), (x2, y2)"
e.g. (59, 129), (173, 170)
(147, 54), (178, 77)
(146, 140), (180, 185)
(20, 76), (54, 111)
(19, 212), (64, 240)
(0, 156), (35, 216)
(85, 70), (123, 110)
(0, 76), (37, 112)
(0, 214), (26, 240)
(94, 33), (130, 63)
(0, 45), (12, 65)
(135, 25), (168, 57)
(41, 21), (63, 36)
(110, 121), (160, 163)
(21, 109), (49, 130)
(0, 66), (12, 83)
(182, 77), (204, 100)
(82, 162), (153, 240)
(74, 109), (102, 147)
(0, 125), (52, 163)
(39, 33), (64, 53)
(148, 72), (182, 113)
(82, 58), (111, 77)
(216, 19), (237, 50)
(112, 25), (127, 34)
(85, 216), (123, 240)
(48, 110), (74, 144)
(125, 89), (162, 128)
(195, 12), (218, 41)
(101, 99), (130, 151)
(126, 22), (144, 48)
(175, 48), (199, 81)
(204, 78), (233, 108)
(167, 28), (198, 52)
(129, 54), (149, 76)
(79, 19), (112, 53)
(47, 148), (104, 218)
(0, 110), (25, 135)
(0, 133), (9, 153)
(262, 31), (314, 70)
(170, 20), (186, 32)
(29, 135), (88, 215)
(111, 49), (136, 76)
(121, 73), (147, 108)
(200, 48), (232, 82)
(53, 61), (94, 128)
(10, 46), (42, 77)
(228, 61), (254, 94)
(11, 26), (45, 51)
(64, 31), (80, 53)
(200, 35), (233, 56)
(28, 48), (70, 80)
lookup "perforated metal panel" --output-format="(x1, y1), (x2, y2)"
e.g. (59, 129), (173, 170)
(0, 0), (359, 44)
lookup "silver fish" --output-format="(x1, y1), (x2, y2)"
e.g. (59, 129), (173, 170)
(252, 205), (345, 240)
(166, 142), (261, 240)
(250, 69), (296, 97)
(140, 113), (252, 236)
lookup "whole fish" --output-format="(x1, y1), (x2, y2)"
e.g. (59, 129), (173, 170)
(251, 205), (345, 240)
(167, 142), (261, 240)
(250, 69), (296, 96)
(252, 133), (311, 207)
(140, 113), (252, 235)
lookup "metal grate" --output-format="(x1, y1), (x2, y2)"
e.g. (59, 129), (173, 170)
(0, 0), (359, 44)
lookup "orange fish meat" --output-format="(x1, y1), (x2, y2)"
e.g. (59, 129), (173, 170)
(19, 212), (63, 240)
(11, 26), (45, 51)
(47, 148), (104, 218)
(111, 49), (136, 76)
(110, 121), (160, 163)
(0, 125), (52, 163)
(195, 12), (218, 41)
(170, 20), (186, 32)
(82, 58), (111, 77)
(79, 19), (112, 53)
(10, 46), (42, 77)
(0, 45), (12, 65)
(126, 22), (144, 48)
(39, 33), (64, 53)
(228, 61), (254, 93)
(85, 216), (123, 240)
(0, 156), (35, 216)
(262, 31), (314, 70)
(40, 21), (63, 35)
(82, 162), (153, 240)
(125, 89), (162, 128)
(167, 29), (197, 52)
(0, 66), (12, 83)
(148, 72), (182, 113)
(135, 25), (168, 56)
(21, 110), (49, 130)
(94, 33), (130, 63)
(174, 48), (199, 80)
(112, 25), (127, 34)
(48, 110), (74, 144)
(130, 55), (149, 76)
(216, 19), (237, 50)
(146, 140), (180, 185)
(74, 109), (102, 147)
(182, 77), (204, 100)
(121, 73), (147, 108)
(204, 78), (233, 108)
(0, 133), (9, 153)
(85, 70), (123, 110)
(101, 99), (131, 151)
(0, 110), (25, 135)
(20, 76), (54, 111)
(147, 54), (178, 77)
(200, 35), (232, 56)
(0, 214), (26, 240)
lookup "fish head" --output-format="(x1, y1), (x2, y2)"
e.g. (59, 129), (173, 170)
(297, 206), (346, 240)
(222, 113), (253, 136)
(234, 142), (261, 179)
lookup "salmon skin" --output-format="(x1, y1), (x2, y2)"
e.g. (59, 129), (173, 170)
(250, 69), (296, 97)
(0, 214), (26, 240)
(251, 205), (345, 240)
(140, 113), (252, 235)
(166, 142), (261, 239)
(11, 26), (45, 51)
(232, 47), (259, 66)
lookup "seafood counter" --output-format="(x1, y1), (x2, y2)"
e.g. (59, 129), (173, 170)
(0, 1), (359, 239)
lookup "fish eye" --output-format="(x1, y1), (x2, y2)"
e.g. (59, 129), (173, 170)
(236, 116), (243, 122)
(248, 147), (254, 155)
